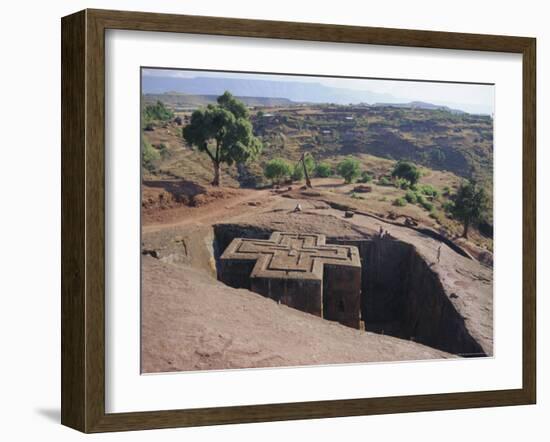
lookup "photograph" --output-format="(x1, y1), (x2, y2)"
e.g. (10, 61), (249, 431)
(140, 68), (494, 374)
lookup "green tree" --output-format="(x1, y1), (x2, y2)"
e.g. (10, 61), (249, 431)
(315, 162), (333, 178)
(299, 152), (315, 188)
(292, 154), (316, 182)
(337, 157), (361, 184)
(264, 158), (292, 185)
(392, 160), (421, 185)
(451, 181), (488, 238)
(182, 91), (262, 186)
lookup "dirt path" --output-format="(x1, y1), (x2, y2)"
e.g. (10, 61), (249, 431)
(142, 187), (275, 234)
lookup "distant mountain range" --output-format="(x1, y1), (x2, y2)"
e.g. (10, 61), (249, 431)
(142, 76), (395, 105)
(142, 75), (488, 114)
(143, 92), (295, 108)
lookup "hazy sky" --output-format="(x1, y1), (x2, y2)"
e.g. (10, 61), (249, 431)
(142, 68), (494, 115)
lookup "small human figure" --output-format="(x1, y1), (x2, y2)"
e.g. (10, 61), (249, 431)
(379, 225), (384, 238)
(293, 204), (302, 213)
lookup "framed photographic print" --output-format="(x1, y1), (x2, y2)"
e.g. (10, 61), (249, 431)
(61, 9), (536, 433)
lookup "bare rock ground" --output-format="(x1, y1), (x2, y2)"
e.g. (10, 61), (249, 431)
(141, 257), (452, 373)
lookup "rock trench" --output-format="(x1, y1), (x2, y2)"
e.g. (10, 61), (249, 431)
(212, 223), (486, 357)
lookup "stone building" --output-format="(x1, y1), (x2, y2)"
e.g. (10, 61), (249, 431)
(219, 231), (362, 329)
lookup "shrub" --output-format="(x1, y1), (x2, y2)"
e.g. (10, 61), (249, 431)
(378, 176), (392, 186)
(303, 154), (316, 175)
(315, 162), (333, 178)
(264, 158), (292, 184)
(359, 171), (373, 183)
(144, 100), (174, 122)
(351, 192), (365, 200)
(392, 160), (421, 185)
(292, 163), (304, 181)
(142, 137), (159, 171)
(419, 184), (439, 198)
(158, 143), (170, 159)
(442, 200), (455, 213)
(337, 157), (361, 183)
(394, 177), (411, 189)
(405, 190), (418, 204)
(393, 197), (407, 207)
(442, 186), (451, 196)
(419, 198), (434, 211)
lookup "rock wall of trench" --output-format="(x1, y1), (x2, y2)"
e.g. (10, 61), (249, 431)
(339, 238), (485, 357)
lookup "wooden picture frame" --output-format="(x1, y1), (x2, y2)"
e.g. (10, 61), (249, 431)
(61, 8), (536, 433)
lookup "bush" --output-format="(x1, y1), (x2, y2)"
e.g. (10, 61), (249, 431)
(394, 177), (411, 189)
(337, 157), (361, 183)
(392, 160), (421, 185)
(158, 143), (170, 159)
(419, 184), (439, 198)
(315, 162), (333, 178)
(378, 176), (392, 186)
(405, 190), (418, 204)
(442, 200), (455, 213)
(142, 137), (159, 171)
(393, 197), (407, 207)
(419, 197), (434, 211)
(292, 163), (304, 181)
(264, 158), (292, 184)
(144, 100), (174, 122)
(303, 154), (316, 175)
(359, 171), (373, 183)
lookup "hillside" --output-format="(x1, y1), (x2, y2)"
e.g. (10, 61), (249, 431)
(142, 101), (493, 250)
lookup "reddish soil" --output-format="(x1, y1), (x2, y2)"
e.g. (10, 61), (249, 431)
(142, 180), (272, 228)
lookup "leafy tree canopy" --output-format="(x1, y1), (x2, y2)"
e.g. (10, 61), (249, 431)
(315, 162), (333, 178)
(337, 157), (361, 184)
(264, 158), (292, 184)
(182, 92), (262, 185)
(391, 160), (421, 185)
(451, 180), (488, 238)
